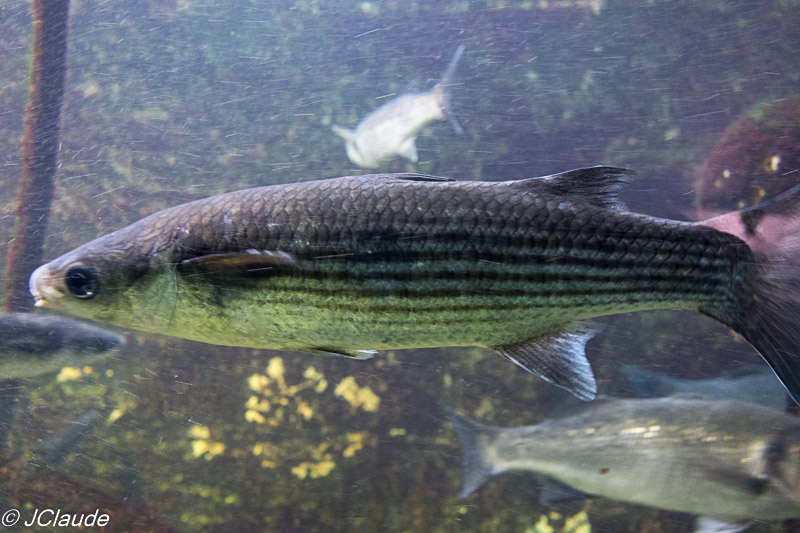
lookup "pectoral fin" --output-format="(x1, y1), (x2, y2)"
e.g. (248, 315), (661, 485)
(695, 518), (752, 533)
(307, 347), (377, 360)
(179, 250), (295, 274)
(493, 322), (600, 401)
(399, 137), (419, 163)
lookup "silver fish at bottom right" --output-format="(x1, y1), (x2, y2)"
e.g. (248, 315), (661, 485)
(447, 396), (800, 533)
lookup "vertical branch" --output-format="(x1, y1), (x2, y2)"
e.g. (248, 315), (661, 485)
(0, 0), (70, 460)
(3, 0), (71, 313)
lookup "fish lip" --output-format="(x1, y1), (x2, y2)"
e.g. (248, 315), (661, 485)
(29, 263), (59, 307)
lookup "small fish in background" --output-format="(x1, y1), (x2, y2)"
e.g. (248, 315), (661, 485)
(0, 313), (124, 459)
(0, 312), (125, 380)
(622, 364), (787, 410)
(446, 396), (800, 533)
(37, 409), (100, 466)
(332, 44), (465, 168)
(27, 169), (800, 404)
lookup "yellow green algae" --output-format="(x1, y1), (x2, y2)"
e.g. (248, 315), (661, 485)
(524, 511), (591, 533)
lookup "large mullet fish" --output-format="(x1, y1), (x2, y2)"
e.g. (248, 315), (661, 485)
(28, 167), (800, 403)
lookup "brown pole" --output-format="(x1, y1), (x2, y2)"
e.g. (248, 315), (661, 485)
(3, 0), (71, 313)
(0, 0), (70, 462)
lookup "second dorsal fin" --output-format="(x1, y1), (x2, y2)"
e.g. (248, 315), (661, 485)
(514, 166), (635, 211)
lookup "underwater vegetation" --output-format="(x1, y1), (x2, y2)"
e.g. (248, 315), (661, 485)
(240, 357), (379, 479)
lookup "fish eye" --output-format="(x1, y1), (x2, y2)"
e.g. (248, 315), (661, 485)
(65, 267), (99, 299)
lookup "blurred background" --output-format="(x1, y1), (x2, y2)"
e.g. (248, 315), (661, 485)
(1, 1), (799, 531)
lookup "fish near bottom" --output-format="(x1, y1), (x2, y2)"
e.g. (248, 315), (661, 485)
(446, 396), (800, 532)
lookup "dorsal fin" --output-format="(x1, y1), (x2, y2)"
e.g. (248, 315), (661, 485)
(514, 166), (635, 211)
(369, 173), (457, 183)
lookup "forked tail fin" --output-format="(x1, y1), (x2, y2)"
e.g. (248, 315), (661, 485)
(700, 183), (800, 404)
(444, 408), (502, 497)
(436, 44), (465, 135)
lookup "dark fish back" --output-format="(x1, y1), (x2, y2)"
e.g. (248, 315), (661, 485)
(131, 174), (750, 317)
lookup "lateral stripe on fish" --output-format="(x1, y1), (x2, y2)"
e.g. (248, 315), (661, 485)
(227, 260), (732, 284)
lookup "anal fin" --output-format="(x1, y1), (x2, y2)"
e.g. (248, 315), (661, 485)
(493, 321), (600, 401)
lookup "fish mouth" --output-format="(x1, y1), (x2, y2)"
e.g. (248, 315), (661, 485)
(29, 263), (59, 307)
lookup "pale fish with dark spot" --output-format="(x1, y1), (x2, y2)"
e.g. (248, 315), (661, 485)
(447, 396), (800, 532)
